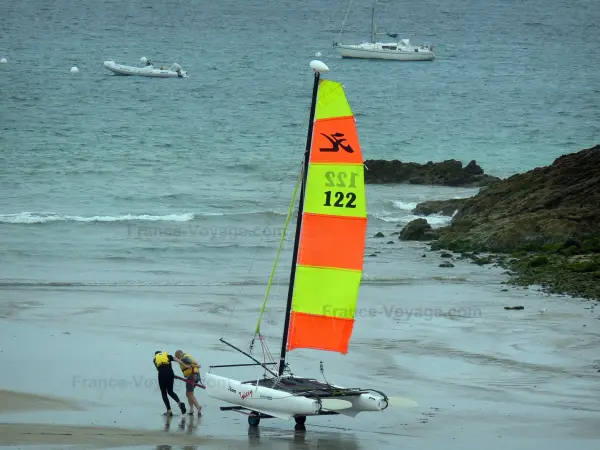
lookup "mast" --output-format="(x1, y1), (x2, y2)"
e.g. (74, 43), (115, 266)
(370, 1), (376, 43)
(277, 63), (324, 377)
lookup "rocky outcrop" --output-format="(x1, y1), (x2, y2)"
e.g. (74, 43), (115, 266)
(364, 159), (501, 187)
(432, 145), (600, 253)
(412, 198), (469, 216)
(426, 145), (600, 300)
(398, 219), (439, 241)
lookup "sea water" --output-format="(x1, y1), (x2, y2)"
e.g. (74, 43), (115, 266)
(1, 0), (598, 287)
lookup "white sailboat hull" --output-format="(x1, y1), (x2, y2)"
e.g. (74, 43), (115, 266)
(205, 373), (388, 421)
(205, 373), (320, 420)
(336, 43), (435, 61)
(103, 60), (187, 78)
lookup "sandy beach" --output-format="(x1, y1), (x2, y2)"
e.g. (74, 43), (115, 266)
(1, 247), (599, 450)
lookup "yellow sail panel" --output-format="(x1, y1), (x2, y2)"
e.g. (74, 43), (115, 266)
(302, 163), (366, 218)
(292, 266), (362, 317)
(287, 78), (367, 354)
(314, 80), (353, 121)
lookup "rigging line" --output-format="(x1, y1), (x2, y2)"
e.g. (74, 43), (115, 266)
(223, 174), (303, 336)
(336, 0), (354, 43)
(223, 158), (303, 333)
(252, 168), (302, 339)
(267, 179), (294, 332)
(224, 100), (313, 341)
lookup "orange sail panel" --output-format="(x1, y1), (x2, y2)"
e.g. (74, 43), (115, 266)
(287, 79), (367, 354)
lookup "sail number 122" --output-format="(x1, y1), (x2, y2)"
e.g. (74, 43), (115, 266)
(323, 171), (358, 208)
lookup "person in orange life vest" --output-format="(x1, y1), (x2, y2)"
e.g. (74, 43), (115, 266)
(153, 351), (187, 416)
(174, 349), (202, 416)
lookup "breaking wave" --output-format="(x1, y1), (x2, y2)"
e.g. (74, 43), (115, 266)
(371, 212), (451, 227)
(392, 201), (418, 211)
(0, 212), (195, 224)
(1, 209), (451, 226)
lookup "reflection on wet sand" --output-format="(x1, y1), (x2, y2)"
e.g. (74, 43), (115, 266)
(163, 414), (200, 434)
(156, 446), (198, 450)
(247, 424), (363, 450)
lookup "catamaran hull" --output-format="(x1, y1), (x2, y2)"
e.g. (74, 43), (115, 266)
(205, 373), (388, 421)
(336, 391), (388, 417)
(336, 45), (435, 61)
(205, 373), (320, 420)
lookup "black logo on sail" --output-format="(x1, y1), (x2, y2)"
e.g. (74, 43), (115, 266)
(319, 132), (354, 153)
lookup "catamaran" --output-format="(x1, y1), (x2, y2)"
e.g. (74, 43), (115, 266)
(204, 60), (417, 428)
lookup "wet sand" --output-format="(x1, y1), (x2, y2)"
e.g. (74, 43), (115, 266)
(1, 249), (600, 449)
(0, 389), (85, 413)
(0, 421), (211, 448)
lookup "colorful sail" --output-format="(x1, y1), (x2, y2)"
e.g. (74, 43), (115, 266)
(287, 79), (367, 354)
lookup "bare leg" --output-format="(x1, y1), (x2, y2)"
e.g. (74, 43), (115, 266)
(186, 391), (201, 411)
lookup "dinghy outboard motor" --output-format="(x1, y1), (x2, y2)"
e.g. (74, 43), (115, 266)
(171, 63), (183, 77)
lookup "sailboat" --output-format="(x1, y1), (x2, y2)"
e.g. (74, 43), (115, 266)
(203, 60), (417, 428)
(333, 0), (435, 61)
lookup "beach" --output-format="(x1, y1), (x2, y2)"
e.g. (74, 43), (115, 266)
(2, 0), (600, 448)
(1, 254), (599, 449)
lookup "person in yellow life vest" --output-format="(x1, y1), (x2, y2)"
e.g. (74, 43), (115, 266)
(174, 349), (202, 416)
(153, 350), (187, 416)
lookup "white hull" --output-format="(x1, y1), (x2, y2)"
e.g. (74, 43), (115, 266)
(204, 373), (388, 421)
(335, 42), (435, 61)
(103, 60), (187, 78)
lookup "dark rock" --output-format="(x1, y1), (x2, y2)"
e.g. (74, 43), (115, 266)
(464, 160), (484, 175)
(428, 145), (600, 300)
(567, 261), (599, 273)
(399, 219), (439, 241)
(364, 158), (501, 187)
(529, 256), (549, 267)
(387, 241), (394, 244)
(472, 256), (493, 265)
(501, 288), (508, 291)
(434, 145), (600, 253)
(413, 198), (469, 217)
(391, 231), (400, 236)
(374, 232), (385, 238)
(440, 252), (453, 258)
(504, 306), (525, 310)
(439, 261), (454, 268)
(422, 254), (427, 257)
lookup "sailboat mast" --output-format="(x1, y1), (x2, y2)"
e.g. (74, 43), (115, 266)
(370, 1), (376, 43)
(277, 70), (321, 377)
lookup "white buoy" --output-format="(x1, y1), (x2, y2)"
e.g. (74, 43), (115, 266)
(0, 58), (7, 64)
(309, 60), (329, 73)
(315, 51), (322, 57)
(140, 56), (147, 64)
(70, 66), (79, 73)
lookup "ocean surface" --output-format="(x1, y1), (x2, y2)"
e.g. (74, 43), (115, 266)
(1, 0), (599, 286)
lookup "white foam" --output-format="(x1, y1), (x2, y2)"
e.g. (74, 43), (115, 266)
(403, 214), (451, 226)
(0, 212), (195, 224)
(371, 212), (404, 223)
(371, 212), (451, 227)
(392, 201), (418, 211)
